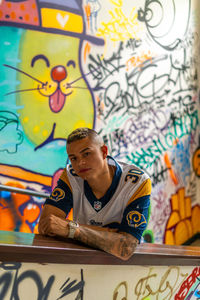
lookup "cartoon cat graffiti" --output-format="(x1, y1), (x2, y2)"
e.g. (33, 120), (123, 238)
(8, 31), (96, 149)
(0, 0), (104, 150)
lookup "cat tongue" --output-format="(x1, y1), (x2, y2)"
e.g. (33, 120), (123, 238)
(49, 89), (65, 113)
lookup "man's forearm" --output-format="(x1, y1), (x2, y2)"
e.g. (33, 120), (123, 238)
(74, 225), (138, 261)
(38, 213), (138, 260)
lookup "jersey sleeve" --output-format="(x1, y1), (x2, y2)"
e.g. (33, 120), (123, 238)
(118, 178), (151, 242)
(44, 169), (73, 216)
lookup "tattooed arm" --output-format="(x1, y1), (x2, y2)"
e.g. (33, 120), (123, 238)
(74, 224), (139, 261)
(38, 206), (138, 261)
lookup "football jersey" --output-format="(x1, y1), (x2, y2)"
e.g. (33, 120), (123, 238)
(45, 156), (151, 241)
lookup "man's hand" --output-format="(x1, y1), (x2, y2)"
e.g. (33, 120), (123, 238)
(38, 204), (67, 236)
(38, 205), (138, 261)
(39, 214), (69, 237)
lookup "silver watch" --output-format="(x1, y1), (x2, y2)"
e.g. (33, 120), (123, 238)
(68, 221), (79, 239)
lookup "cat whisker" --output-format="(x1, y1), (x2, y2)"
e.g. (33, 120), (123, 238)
(5, 87), (45, 96)
(66, 86), (88, 90)
(3, 64), (46, 85)
(68, 66), (99, 86)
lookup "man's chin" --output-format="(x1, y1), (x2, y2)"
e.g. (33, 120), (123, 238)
(78, 170), (92, 180)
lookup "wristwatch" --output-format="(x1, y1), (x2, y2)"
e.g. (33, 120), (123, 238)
(68, 220), (79, 239)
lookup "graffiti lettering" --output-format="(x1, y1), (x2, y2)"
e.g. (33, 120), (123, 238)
(113, 281), (128, 300)
(97, 2), (139, 42)
(126, 111), (198, 171)
(134, 266), (188, 300)
(0, 262), (84, 300)
(88, 42), (124, 89)
(175, 267), (200, 300)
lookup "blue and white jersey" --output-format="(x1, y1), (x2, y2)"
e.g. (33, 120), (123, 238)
(45, 156), (151, 242)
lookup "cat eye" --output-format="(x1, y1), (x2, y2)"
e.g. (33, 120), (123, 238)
(67, 60), (76, 68)
(31, 55), (50, 68)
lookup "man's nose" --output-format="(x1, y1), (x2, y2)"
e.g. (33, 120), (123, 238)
(78, 158), (86, 166)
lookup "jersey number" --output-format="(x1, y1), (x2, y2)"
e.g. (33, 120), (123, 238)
(125, 168), (143, 183)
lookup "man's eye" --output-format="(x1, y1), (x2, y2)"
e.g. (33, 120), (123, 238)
(71, 157), (76, 161)
(84, 152), (90, 157)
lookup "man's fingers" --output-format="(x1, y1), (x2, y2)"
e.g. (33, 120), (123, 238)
(39, 214), (68, 237)
(39, 217), (51, 235)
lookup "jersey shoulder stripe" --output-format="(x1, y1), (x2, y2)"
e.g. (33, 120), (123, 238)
(127, 178), (151, 206)
(60, 169), (72, 192)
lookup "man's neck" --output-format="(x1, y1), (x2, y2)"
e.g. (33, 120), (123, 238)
(87, 165), (115, 199)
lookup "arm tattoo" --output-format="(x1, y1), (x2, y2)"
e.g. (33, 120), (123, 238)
(74, 226), (138, 260)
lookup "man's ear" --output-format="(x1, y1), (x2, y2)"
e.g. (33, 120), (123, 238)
(101, 145), (108, 159)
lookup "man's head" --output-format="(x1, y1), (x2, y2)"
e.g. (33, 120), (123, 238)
(67, 127), (104, 147)
(66, 127), (108, 180)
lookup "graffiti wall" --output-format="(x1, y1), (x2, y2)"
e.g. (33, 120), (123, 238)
(0, 262), (200, 299)
(0, 0), (200, 244)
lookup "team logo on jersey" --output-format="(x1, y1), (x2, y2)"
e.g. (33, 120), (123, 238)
(69, 165), (78, 177)
(126, 211), (146, 228)
(94, 201), (102, 211)
(49, 188), (65, 202)
(89, 220), (103, 226)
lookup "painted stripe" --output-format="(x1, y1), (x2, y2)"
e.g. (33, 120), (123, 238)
(0, 164), (52, 186)
(127, 178), (151, 206)
(60, 169), (72, 192)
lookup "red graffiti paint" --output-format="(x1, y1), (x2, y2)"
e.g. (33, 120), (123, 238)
(175, 267), (200, 300)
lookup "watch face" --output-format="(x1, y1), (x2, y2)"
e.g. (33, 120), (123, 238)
(68, 221), (79, 239)
(70, 221), (79, 228)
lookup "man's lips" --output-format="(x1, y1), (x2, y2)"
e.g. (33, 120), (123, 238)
(79, 168), (91, 173)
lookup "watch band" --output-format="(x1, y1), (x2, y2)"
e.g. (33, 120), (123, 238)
(68, 221), (79, 239)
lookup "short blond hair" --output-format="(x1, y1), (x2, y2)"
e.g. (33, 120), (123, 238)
(67, 127), (104, 146)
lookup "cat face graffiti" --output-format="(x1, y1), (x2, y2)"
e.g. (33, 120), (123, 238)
(15, 29), (94, 147)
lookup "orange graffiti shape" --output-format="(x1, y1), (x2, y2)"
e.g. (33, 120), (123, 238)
(164, 188), (200, 245)
(164, 153), (178, 185)
(126, 51), (153, 71)
(0, 181), (43, 233)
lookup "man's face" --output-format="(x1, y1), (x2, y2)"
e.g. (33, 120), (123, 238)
(67, 137), (107, 181)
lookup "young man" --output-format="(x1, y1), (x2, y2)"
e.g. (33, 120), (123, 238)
(38, 128), (151, 260)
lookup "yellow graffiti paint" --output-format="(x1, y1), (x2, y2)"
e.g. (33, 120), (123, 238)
(165, 187), (200, 245)
(41, 8), (83, 33)
(23, 116), (29, 123)
(73, 120), (92, 131)
(33, 125), (40, 133)
(97, 1), (141, 42)
(42, 130), (48, 137)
